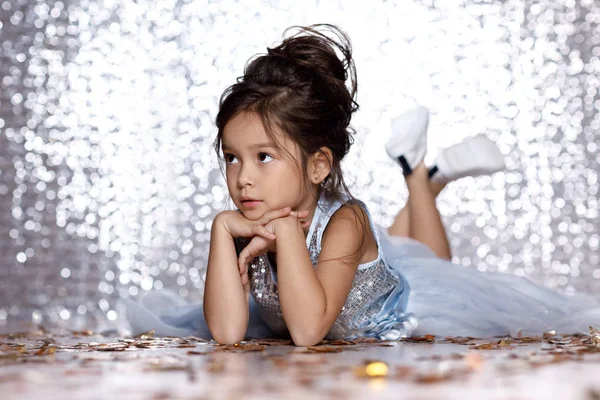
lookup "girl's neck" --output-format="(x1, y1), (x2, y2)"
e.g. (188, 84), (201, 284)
(297, 190), (321, 238)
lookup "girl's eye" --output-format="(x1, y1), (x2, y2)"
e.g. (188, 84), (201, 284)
(258, 153), (274, 163)
(224, 153), (238, 164)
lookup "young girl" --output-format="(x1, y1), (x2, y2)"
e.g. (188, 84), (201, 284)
(124, 24), (600, 346)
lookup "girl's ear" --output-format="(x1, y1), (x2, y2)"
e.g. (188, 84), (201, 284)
(309, 147), (333, 184)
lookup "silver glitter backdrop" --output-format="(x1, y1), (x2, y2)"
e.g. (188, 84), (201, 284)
(1, 0), (599, 331)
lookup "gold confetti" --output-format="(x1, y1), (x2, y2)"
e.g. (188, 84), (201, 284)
(403, 334), (435, 343)
(365, 361), (388, 377)
(134, 330), (156, 340)
(543, 330), (557, 339)
(354, 360), (389, 378)
(589, 326), (600, 346)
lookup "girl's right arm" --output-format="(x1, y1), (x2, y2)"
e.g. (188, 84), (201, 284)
(203, 213), (250, 344)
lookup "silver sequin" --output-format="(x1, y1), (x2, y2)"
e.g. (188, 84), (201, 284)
(248, 195), (401, 339)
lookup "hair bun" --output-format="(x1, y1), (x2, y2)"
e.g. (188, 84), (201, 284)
(266, 24), (358, 114)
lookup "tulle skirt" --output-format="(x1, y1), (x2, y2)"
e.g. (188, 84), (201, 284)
(121, 226), (600, 339)
(120, 289), (274, 339)
(377, 226), (600, 337)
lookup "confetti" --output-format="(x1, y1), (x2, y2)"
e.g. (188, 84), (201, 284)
(353, 360), (389, 378)
(134, 330), (156, 340)
(365, 361), (389, 377)
(403, 335), (436, 343)
(590, 326), (600, 346)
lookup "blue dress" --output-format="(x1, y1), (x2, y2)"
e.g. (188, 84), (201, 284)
(122, 193), (600, 339)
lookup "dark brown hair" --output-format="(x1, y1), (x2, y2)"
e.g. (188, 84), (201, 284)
(214, 23), (359, 201)
(214, 24), (370, 263)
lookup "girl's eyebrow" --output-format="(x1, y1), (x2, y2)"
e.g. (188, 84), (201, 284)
(222, 142), (278, 151)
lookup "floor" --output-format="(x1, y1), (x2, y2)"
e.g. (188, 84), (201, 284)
(2, 325), (600, 400)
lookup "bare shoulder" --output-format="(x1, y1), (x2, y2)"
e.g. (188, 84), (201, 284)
(321, 201), (378, 265)
(327, 202), (368, 232)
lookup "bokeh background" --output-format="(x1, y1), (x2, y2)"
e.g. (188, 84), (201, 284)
(1, 0), (599, 332)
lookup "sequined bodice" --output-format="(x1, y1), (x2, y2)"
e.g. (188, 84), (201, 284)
(242, 194), (403, 340)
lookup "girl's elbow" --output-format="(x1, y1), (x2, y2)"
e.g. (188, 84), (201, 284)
(205, 314), (247, 344)
(290, 327), (327, 347)
(204, 304), (249, 344)
(211, 329), (246, 345)
(293, 337), (321, 347)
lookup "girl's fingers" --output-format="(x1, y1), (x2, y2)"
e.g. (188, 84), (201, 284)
(252, 224), (276, 240)
(239, 256), (250, 287)
(238, 235), (272, 279)
(239, 260), (247, 275)
(239, 259), (246, 275)
(290, 210), (310, 228)
(238, 243), (256, 273)
(258, 207), (309, 226)
(259, 207), (291, 225)
(289, 211), (309, 223)
(289, 210), (309, 216)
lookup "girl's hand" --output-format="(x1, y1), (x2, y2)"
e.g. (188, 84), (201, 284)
(237, 211), (310, 285)
(216, 207), (295, 241)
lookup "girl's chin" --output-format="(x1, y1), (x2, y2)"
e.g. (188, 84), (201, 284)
(239, 205), (287, 221)
(238, 208), (263, 220)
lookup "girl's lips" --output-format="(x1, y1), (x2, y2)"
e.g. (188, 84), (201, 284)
(241, 200), (262, 209)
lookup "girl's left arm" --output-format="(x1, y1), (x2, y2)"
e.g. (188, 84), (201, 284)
(274, 204), (366, 346)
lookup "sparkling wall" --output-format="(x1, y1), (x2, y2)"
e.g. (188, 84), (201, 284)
(1, 0), (599, 330)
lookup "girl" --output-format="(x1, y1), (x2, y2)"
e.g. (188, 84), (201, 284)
(124, 24), (600, 346)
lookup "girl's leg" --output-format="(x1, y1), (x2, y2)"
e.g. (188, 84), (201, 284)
(383, 105), (504, 260)
(387, 179), (447, 238)
(389, 162), (452, 260)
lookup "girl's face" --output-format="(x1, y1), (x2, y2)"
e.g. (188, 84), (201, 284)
(221, 111), (315, 221)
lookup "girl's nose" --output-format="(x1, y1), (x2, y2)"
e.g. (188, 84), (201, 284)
(237, 164), (255, 188)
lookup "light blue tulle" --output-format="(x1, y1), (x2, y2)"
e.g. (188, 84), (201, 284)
(121, 224), (600, 339)
(120, 290), (275, 339)
(376, 226), (600, 338)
